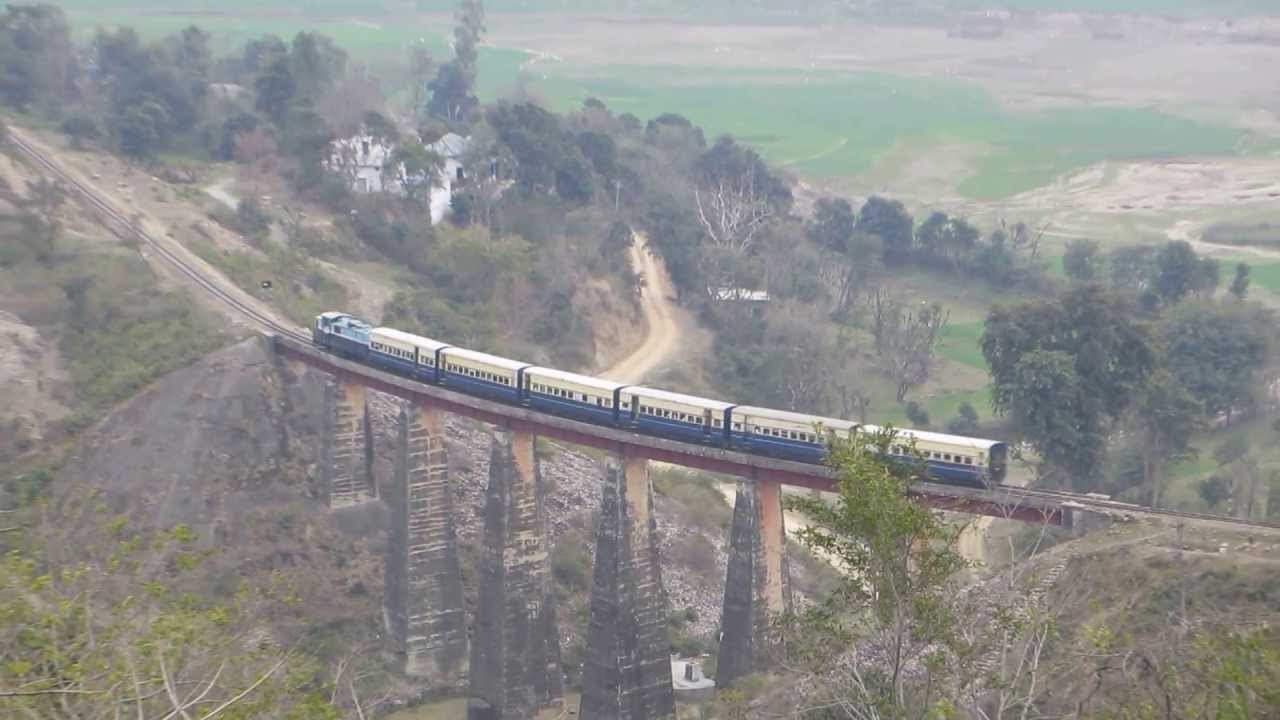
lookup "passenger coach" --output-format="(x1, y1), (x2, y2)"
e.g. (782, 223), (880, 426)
(313, 312), (1008, 489)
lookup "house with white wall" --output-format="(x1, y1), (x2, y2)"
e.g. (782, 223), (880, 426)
(328, 130), (470, 225)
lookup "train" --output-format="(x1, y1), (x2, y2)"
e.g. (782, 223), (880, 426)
(313, 311), (1008, 488)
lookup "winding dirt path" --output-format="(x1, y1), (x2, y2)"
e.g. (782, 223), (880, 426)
(598, 234), (682, 385)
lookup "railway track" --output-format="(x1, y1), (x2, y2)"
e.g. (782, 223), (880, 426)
(1002, 484), (1280, 531)
(7, 132), (310, 343)
(10, 130), (1280, 533)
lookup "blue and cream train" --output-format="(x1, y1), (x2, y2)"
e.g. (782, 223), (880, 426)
(314, 311), (1008, 488)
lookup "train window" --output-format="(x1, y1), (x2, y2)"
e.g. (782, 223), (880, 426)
(733, 423), (742, 431)
(713, 419), (722, 427)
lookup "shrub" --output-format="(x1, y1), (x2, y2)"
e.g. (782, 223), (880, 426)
(905, 400), (930, 428)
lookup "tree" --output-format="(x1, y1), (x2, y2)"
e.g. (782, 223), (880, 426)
(693, 137), (792, 293)
(1230, 261), (1251, 300)
(233, 126), (281, 192)
(407, 42), (435, 120)
(1154, 239), (1202, 305)
(808, 197), (856, 254)
(427, 0), (484, 123)
(1127, 369), (1201, 508)
(946, 402), (980, 435)
(873, 296), (948, 402)
(782, 429), (968, 715)
(856, 196), (913, 264)
(60, 115), (100, 149)
(388, 137), (444, 202)
(1160, 301), (1271, 420)
(1062, 238), (1102, 282)
(982, 284), (1156, 487)
(289, 31), (346, 102)
(0, 4), (74, 110)
(254, 52), (296, 124)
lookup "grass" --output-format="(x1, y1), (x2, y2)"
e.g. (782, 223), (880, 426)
(938, 320), (987, 370)
(186, 238), (349, 327)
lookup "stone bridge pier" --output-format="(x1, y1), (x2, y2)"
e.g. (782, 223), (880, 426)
(320, 378), (376, 508)
(717, 473), (792, 688)
(579, 450), (676, 720)
(467, 428), (564, 720)
(383, 402), (468, 682)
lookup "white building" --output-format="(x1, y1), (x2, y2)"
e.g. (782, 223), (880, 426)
(328, 134), (396, 194)
(427, 132), (470, 225)
(327, 131), (470, 225)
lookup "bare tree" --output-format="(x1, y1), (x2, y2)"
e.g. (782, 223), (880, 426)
(870, 292), (949, 401)
(233, 127), (281, 194)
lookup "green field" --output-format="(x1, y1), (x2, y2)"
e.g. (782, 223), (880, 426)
(525, 65), (1250, 199)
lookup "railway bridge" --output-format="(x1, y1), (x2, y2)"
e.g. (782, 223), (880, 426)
(273, 335), (1083, 720)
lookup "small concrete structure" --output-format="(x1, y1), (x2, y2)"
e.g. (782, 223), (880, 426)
(671, 657), (715, 704)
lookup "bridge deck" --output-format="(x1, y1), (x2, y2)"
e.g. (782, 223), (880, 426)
(273, 335), (1065, 525)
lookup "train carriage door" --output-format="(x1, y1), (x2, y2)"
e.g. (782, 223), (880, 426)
(629, 393), (640, 424)
(721, 408), (734, 447)
(518, 368), (529, 404)
(702, 408), (713, 439)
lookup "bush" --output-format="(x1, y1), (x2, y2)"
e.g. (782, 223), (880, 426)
(946, 402), (980, 435)
(905, 400), (930, 428)
(61, 115), (100, 148)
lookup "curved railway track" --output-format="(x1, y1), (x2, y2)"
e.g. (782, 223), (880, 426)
(10, 130), (1280, 533)
(7, 133), (310, 343)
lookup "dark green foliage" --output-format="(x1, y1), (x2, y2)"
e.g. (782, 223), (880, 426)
(488, 102), (597, 204)
(0, 4), (74, 111)
(983, 285), (1156, 487)
(807, 197), (855, 254)
(946, 402), (980, 435)
(1198, 475), (1231, 508)
(904, 400), (929, 428)
(427, 0), (484, 123)
(59, 115), (100, 147)
(856, 195), (913, 264)
(1063, 238), (1102, 282)
(1160, 301), (1271, 418)
(1230, 262), (1251, 300)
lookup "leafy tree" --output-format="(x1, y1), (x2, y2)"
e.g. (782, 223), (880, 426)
(1062, 238), (1102, 282)
(112, 100), (169, 159)
(60, 115), (100, 149)
(946, 402), (980, 435)
(983, 284), (1156, 487)
(904, 400), (930, 427)
(254, 52), (296, 123)
(0, 4), (74, 110)
(388, 137), (444, 202)
(782, 429), (967, 710)
(407, 42), (435, 121)
(288, 31), (346, 102)
(856, 195), (913, 264)
(1229, 261), (1251, 300)
(808, 197), (856, 254)
(427, 0), (484, 123)
(1160, 301), (1271, 420)
(1154, 240), (1207, 305)
(1126, 369), (1201, 507)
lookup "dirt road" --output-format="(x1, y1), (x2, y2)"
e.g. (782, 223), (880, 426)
(598, 234), (683, 385)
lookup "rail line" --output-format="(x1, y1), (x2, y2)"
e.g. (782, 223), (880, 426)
(7, 132), (310, 343)
(11, 131), (1280, 533)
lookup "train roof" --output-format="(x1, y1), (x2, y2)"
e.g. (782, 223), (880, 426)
(371, 327), (448, 349)
(440, 346), (531, 371)
(525, 366), (626, 392)
(873, 425), (1004, 450)
(731, 405), (857, 430)
(626, 385), (734, 411)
